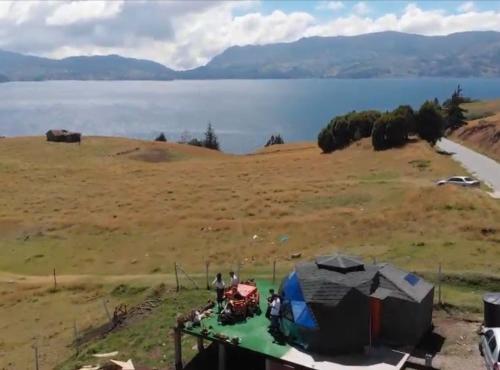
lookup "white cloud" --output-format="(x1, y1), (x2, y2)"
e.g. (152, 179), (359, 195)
(306, 3), (500, 38)
(47, 6), (316, 69)
(46, 1), (124, 26)
(317, 1), (344, 11)
(0, 1), (41, 24)
(458, 1), (476, 13)
(353, 2), (370, 16)
(0, 1), (499, 70)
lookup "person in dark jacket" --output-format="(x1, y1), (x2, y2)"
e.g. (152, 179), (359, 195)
(212, 273), (226, 312)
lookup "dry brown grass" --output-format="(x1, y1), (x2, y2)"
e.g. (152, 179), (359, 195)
(451, 99), (500, 161)
(0, 136), (498, 275)
(0, 135), (499, 369)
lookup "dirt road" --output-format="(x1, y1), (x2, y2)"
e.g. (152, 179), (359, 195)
(438, 138), (500, 198)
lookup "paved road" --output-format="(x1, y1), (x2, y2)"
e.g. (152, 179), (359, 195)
(437, 138), (500, 198)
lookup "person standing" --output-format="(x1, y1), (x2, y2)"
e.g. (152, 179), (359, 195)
(269, 293), (281, 332)
(212, 273), (226, 312)
(229, 271), (239, 287)
(266, 289), (275, 319)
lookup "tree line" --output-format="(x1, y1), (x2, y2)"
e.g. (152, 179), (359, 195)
(155, 122), (220, 150)
(318, 85), (469, 153)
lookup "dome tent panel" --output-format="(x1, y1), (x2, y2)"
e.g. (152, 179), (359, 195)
(307, 289), (371, 354)
(315, 254), (365, 273)
(291, 300), (318, 329)
(281, 271), (305, 301)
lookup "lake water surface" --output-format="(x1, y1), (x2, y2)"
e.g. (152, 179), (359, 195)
(1, 79), (500, 153)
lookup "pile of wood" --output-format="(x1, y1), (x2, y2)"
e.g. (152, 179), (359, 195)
(76, 287), (168, 346)
(46, 129), (81, 143)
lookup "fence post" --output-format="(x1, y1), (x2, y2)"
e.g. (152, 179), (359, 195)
(272, 260), (276, 286)
(438, 263), (442, 306)
(177, 264), (199, 289)
(175, 262), (180, 292)
(53, 268), (57, 290)
(205, 261), (210, 290)
(102, 298), (112, 323)
(73, 320), (79, 354)
(33, 343), (39, 370)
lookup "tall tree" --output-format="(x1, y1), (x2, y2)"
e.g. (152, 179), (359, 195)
(203, 122), (220, 150)
(443, 85), (468, 131)
(416, 101), (445, 146)
(392, 105), (416, 137)
(155, 132), (167, 142)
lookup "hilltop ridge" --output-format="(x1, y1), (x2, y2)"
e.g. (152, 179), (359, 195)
(1, 31), (500, 81)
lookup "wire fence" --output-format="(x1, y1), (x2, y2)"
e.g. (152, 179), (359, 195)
(19, 254), (495, 369)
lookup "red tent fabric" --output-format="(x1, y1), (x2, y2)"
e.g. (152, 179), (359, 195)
(236, 284), (256, 298)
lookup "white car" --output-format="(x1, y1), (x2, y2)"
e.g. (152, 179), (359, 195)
(479, 327), (500, 370)
(436, 176), (480, 187)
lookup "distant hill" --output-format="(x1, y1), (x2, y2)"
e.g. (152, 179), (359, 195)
(1, 31), (500, 81)
(182, 31), (500, 79)
(0, 50), (176, 81)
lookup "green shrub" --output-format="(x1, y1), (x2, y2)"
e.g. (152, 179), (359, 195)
(155, 133), (167, 142)
(346, 110), (382, 139)
(416, 101), (445, 146)
(317, 110), (382, 153)
(371, 112), (408, 150)
(392, 105), (416, 136)
(372, 119), (388, 150)
(265, 134), (285, 147)
(318, 126), (335, 153)
(187, 138), (203, 147)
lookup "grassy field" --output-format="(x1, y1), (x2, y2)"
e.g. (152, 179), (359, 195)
(453, 99), (500, 161)
(0, 135), (499, 369)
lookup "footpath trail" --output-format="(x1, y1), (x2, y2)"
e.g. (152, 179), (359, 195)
(0, 271), (179, 286)
(437, 138), (500, 198)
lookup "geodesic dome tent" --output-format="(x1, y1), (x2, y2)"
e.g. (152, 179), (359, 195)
(279, 254), (434, 354)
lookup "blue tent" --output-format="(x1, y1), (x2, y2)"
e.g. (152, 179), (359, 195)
(281, 272), (318, 331)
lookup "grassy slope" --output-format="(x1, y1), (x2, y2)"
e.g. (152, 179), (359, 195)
(1, 136), (499, 369)
(451, 99), (500, 161)
(55, 286), (212, 370)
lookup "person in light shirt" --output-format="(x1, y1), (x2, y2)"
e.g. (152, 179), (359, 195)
(212, 273), (226, 312)
(269, 293), (281, 332)
(229, 271), (239, 287)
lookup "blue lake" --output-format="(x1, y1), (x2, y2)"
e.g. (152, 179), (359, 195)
(1, 79), (500, 153)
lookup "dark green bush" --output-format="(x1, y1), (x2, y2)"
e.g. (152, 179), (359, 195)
(416, 101), (445, 146)
(318, 126), (335, 153)
(371, 120), (387, 150)
(392, 105), (416, 136)
(317, 110), (381, 153)
(371, 112), (408, 150)
(187, 138), (203, 147)
(155, 132), (167, 142)
(347, 110), (382, 139)
(265, 134), (285, 147)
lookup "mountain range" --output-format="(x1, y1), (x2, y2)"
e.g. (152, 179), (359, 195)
(1, 31), (499, 81)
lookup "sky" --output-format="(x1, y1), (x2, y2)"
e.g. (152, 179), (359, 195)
(0, 1), (499, 70)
